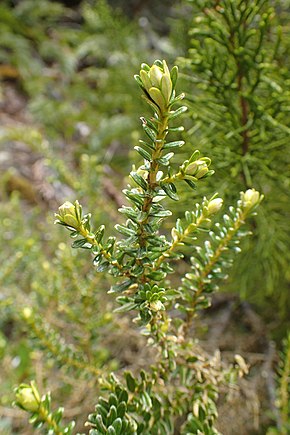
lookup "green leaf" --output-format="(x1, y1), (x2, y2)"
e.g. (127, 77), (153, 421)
(163, 140), (185, 149)
(96, 261), (110, 272)
(130, 172), (148, 190)
(184, 179), (196, 190)
(95, 404), (108, 421)
(140, 391), (152, 410)
(188, 149), (200, 164)
(109, 279), (133, 294)
(134, 74), (146, 91)
(142, 123), (156, 142)
(168, 106), (187, 120)
(107, 426), (116, 435)
(170, 65), (178, 89)
(149, 209), (172, 218)
(71, 239), (90, 248)
(117, 402), (127, 418)
(134, 146), (151, 161)
(114, 302), (139, 313)
(162, 183), (179, 201)
(107, 405), (117, 426)
(95, 225), (105, 243)
(115, 224), (135, 237)
(94, 414), (107, 433)
(112, 418), (123, 435)
(168, 126), (185, 132)
(157, 152), (174, 166)
(125, 372), (136, 393)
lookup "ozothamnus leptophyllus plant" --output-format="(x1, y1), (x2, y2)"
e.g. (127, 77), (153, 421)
(15, 60), (263, 434)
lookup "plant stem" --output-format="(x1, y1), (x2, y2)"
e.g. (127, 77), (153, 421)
(38, 404), (63, 434)
(153, 213), (207, 270)
(182, 209), (247, 338)
(139, 114), (169, 247)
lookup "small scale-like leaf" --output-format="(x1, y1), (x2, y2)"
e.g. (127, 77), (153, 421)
(115, 224), (135, 237)
(134, 146), (152, 161)
(107, 405), (117, 426)
(142, 124), (156, 142)
(184, 179), (196, 190)
(130, 172), (148, 190)
(112, 418), (123, 435)
(162, 183), (179, 201)
(170, 65), (178, 89)
(163, 140), (185, 149)
(107, 426), (116, 435)
(168, 106), (187, 120)
(71, 239), (90, 248)
(125, 372), (136, 393)
(95, 225), (105, 243)
(149, 209), (172, 218)
(117, 402), (127, 418)
(114, 302), (139, 313)
(94, 414), (107, 433)
(109, 279), (133, 293)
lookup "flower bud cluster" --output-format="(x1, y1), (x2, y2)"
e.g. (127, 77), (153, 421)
(138, 60), (174, 111)
(55, 200), (82, 229)
(240, 189), (263, 211)
(179, 155), (212, 181)
(14, 381), (40, 412)
(207, 197), (223, 215)
(185, 158), (211, 179)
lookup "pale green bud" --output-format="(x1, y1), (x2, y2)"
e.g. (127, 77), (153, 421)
(185, 161), (198, 175)
(140, 69), (152, 92)
(148, 87), (166, 111)
(150, 300), (165, 312)
(55, 200), (82, 228)
(185, 159), (209, 179)
(22, 307), (32, 319)
(140, 60), (173, 108)
(240, 189), (262, 211)
(149, 64), (163, 87)
(195, 165), (209, 179)
(171, 227), (179, 242)
(207, 198), (223, 215)
(15, 382), (40, 412)
(160, 73), (172, 103)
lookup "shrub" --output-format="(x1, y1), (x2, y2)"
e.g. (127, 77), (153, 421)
(14, 60), (263, 434)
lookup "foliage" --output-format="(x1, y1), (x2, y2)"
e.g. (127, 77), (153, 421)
(0, 0), (160, 168)
(15, 381), (75, 435)
(176, 0), (290, 318)
(13, 59), (263, 433)
(267, 333), (290, 435)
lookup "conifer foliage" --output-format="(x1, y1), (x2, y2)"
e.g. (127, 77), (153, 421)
(178, 0), (290, 314)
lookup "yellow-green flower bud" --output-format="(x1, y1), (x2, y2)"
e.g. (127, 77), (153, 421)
(185, 159), (209, 179)
(148, 64), (163, 87)
(15, 382), (40, 412)
(240, 189), (262, 211)
(22, 307), (32, 319)
(207, 198), (223, 215)
(150, 300), (165, 312)
(140, 60), (173, 108)
(171, 227), (179, 242)
(58, 201), (75, 218)
(185, 161), (198, 175)
(55, 200), (82, 228)
(195, 166), (209, 179)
